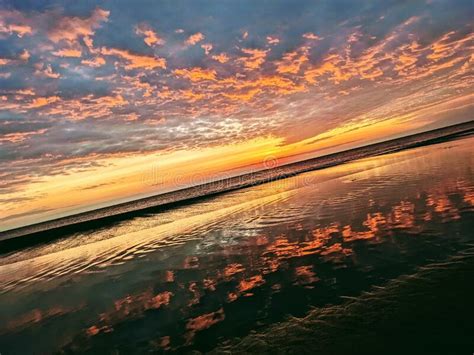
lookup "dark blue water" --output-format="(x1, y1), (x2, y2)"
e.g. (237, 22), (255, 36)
(0, 135), (473, 354)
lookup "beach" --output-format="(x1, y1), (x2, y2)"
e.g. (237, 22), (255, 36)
(1, 130), (473, 353)
(1, 120), (473, 246)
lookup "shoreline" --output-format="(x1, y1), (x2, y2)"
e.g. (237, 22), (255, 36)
(1, 120), (473, 249)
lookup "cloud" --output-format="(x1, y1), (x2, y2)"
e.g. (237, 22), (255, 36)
(42, 94), (128, 121)
(0, 128), (47, 143)
(93, 94), (127, 107)
(174, 67), (217, 81)
(52, 48), (82, 58)
(266, 36), (280, 45)
(16, 88), (35, 96)
(201, 43), (213, 55)
(302, 32), (321, 40)
(222, 88), (262, 102)
(0, 23), (33, 37)
(212, 53), (229, 63)
(135, 24), (164, 47)
(81, 57), (106, 67)
(185, 32), (204, 46)
(0, 10), (33, 37)
(27, 96), (60, 109)
(48, 7), (109, 43)
(238, 48), (269, 70)
(34, 63), (60, 79)
(276, 47), (309, 74)
(101, 47), (166, 70)
(19, 49), (30, 61)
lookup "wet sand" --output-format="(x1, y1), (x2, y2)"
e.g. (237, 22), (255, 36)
(1, 131), (473, 353)
(1, 120), (473, 251)
(212, 248), (474, 355)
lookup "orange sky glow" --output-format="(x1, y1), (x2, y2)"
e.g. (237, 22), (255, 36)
(0, 1), (473, 230)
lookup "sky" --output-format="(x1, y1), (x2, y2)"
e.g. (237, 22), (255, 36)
(0, 0), (473, 231)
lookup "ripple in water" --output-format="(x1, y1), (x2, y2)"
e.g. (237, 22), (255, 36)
(0, 135), (473, 354)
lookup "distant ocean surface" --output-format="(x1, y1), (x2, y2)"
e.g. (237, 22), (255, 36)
(0, 133), (474, 353)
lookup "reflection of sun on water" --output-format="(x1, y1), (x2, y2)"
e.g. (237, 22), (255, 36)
(1, 136), (474, 352)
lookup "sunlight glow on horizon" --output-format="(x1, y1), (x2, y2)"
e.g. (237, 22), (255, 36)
(0, 1), (473, 229)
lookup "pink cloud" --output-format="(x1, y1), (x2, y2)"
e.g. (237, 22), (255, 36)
(81, 57), (106, 67)
(52, 48), (82, 58)
(185, 32), (204, 46)
(302, 32), (322, 40)
(135, 24), (164, 47)
(101, 47), (166, 70)
(211, 53), (229, 63)
(19, 49), (30, 61)
(26, 96), (60, 109)
(266, 36), (280, 45)
(48, 7), (109, 43)
(34, 63), (60, 79)
(0, 10), (33, 37)
(201, 43), (213, 55)
(0, 129), (47, 143)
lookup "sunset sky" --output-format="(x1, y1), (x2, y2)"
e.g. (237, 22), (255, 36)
(0, 0), (473, 230)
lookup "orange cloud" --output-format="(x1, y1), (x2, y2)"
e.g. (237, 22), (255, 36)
(222, 88), (262, 102)
(52, 48), (82, 58)
(238, 48), (269, 70)
(48, 7), (109, 43)
(250, 75), (306, 94)
(211, 53), (229, 63)
(125, 76), (154, 97)
(304, 54), (354, 84)
(180, 89), (205, 102)
(276, 47), (309, 74)
(390, 31), (473, 81)
(174, 67), (217, 81)
(43, 93), (129, 121)
(427, 31), (456, 60)
(34, 63), (60, 79)
(135, 24), (164, 47)
(27, 96), (60, 108)
(185, 32), (204, 46)
(0, 20), (32, 37)
(0, 129), (47, 143)
(101, 47), (166, 70)
(0, 50), (29, 64)
(16, 88), (35, 95)
(394, 42), (420, 74)
(81, 56), (106, 67)
(83, 36), (96, 53)
(19, 49), (30, 61)
(94, 94), (128, 107)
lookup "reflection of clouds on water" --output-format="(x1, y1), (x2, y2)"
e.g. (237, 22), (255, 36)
(1, 136), (474, 353)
